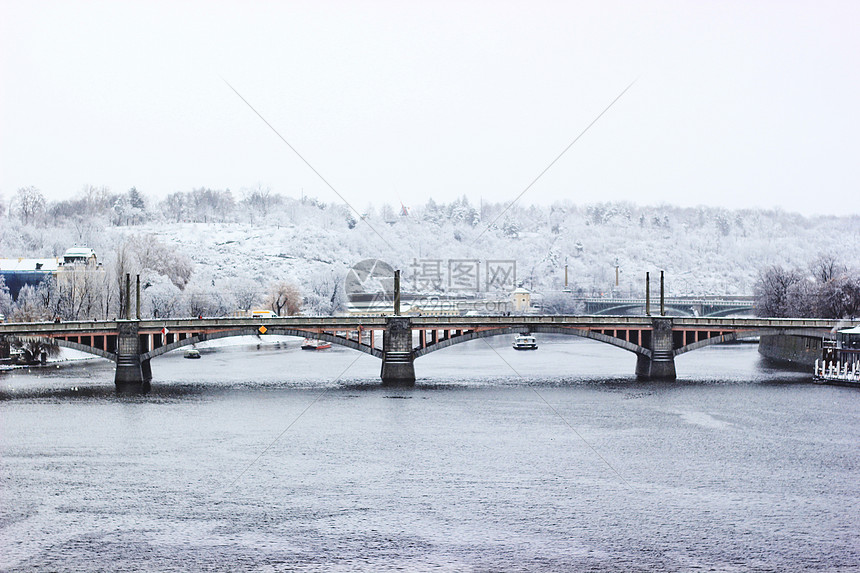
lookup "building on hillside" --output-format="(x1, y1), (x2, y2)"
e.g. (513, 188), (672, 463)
(62, 247), (98, 265)
(0, 247), (102, 299)
(512, 287), (532, 313)
(0, 257), (61, 299)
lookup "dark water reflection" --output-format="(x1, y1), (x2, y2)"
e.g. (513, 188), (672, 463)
(1, 336), (858, 571)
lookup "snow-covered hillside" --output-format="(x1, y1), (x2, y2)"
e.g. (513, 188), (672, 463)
(115, 200), (859, 300)
(2, 187), (859, 318)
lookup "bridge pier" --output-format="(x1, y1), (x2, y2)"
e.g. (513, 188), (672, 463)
(636, 317), (677, 380)
(114, 321), (150, 394)
(381, 317), (415, 386)
(141, 358), (153, 383)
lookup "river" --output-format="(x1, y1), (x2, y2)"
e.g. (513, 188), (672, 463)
(1, 335), (858, 572)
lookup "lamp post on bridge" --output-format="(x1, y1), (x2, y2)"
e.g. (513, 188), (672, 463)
(660, 270), (665, 316)
(394, 269), (401, 316)
(645, 272), (651, 316)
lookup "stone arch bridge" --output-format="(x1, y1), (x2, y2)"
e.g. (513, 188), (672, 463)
(581, 296), (755, 317)
(0, 315), (841, 392)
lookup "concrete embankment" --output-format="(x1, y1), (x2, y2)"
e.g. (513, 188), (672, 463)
(758, 334), (822, 367)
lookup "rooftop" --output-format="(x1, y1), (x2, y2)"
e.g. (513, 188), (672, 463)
(0, 258), (61, 272)
(63, 247), (96, 259)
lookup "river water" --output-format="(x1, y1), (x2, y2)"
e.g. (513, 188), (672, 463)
(1, 336), (858, 572)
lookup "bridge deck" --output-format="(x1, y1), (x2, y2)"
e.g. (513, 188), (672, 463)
(0, 315), (842, 335)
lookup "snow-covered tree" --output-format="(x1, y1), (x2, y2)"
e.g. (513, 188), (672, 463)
(228, 277), (263, 311)
(53, 267), (106, 320)
(13, 186), (46, 225)
(754, 265), (804, 317)
(816, 274), (860, 319)
(143, 274), (185, 318)
(303, 269), (345, 316)
(0, 275), (13, 318)
(809, 254), (846, 284)
(10, 284), (51, 322)
(266, 281), (302, 316)
(184, 276), (234, 318)
(162, 191), (186, 223)
(502, 217), (520, 238)
(541, 291), (583, 314)
(126, 234), (193, 289)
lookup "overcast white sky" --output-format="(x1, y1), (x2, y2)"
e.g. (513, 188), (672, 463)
(1, 1), (858, 214)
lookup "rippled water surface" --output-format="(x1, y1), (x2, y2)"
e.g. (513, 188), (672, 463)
(1, 336), (858, 572)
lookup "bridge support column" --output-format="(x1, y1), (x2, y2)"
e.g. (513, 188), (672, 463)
(636, 317), (676, 380)
(381, 317), (415, 386)
(114, 321), (150, 394)
(141, 358), (152, 383)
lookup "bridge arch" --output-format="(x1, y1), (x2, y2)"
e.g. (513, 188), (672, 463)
(413, 326), (651, 358)
(673, 328), (825, 356)
(701, 307), (756, 318)
(141, 327), (382, 361)
(5, 335), (117, 362)
(587, 303), (755, 318)
(589, 304), (648, 316)
(589, 304), (702, 317)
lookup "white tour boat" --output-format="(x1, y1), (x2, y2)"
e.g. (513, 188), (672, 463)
(184, 348), (201, 359)
(512, 334), (538, 350)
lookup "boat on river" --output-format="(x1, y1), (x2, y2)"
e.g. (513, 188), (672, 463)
(302, 339), (332, 350)
(814, 325), (860, 386)
(184, 348), (201, 359)
(512, 334), (538, 350)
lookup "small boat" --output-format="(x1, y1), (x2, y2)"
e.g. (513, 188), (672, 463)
(512, 334), (538, 350)
(814, 325), (860, 385)
(302, 338), (332, 350)
(184, 348), (201, 359)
